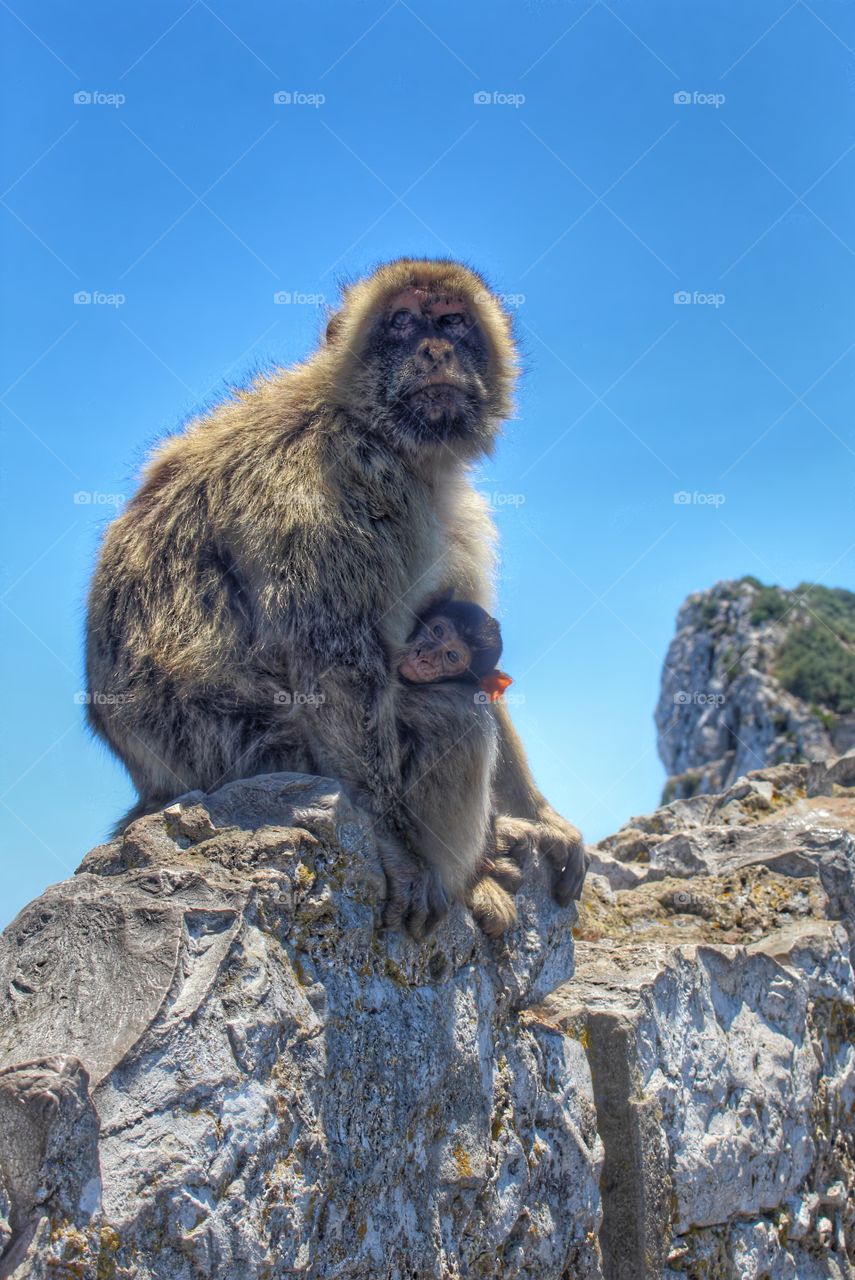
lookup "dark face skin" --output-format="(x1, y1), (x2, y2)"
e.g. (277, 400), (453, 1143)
(371, 287), (490, 443)
(399, 614), (472, 684)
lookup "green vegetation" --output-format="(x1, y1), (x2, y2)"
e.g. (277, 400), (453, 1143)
(699, 598), (719, 627)
(791, 583), (855, 645)
(776, 624), (855, 714)
(811, 703), (837, 733)
(768, 584), (855, 714)
(749, 584), (790, 625)
(732, 580), (855, 713)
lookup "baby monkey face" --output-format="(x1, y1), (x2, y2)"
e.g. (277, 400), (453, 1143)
(399, 615), (472, 684)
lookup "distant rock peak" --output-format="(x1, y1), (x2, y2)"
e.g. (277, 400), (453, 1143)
(656, 577), (855, 801)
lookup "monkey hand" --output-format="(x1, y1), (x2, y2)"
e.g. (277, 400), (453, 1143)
(493, 812), (588, 905)
(535, 808), (589, 905)
(376, 833), (450, 942)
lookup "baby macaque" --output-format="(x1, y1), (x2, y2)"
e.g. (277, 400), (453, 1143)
(399, 597), (512, 701)
(398, 595), (524, 931)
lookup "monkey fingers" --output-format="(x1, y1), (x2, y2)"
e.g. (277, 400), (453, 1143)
(403, 863), (449, 941)
(488, 855), (524, 893)
(468, 874), (517, 937)
(492, 815), (536, 867)
(376, 835), (449, 941)
(536, 817), (590, 905)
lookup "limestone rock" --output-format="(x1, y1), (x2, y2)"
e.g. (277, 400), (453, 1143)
(2, 759), (855, 1280)
(0, 773), (602, 1280)
(571, 756), (855, 1279)
(655, 578), (855, 801)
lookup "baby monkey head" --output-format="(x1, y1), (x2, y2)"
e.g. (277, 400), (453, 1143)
(399, 597), (503, 686)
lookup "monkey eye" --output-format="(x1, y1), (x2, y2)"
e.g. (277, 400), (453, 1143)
(447, 650), (460, 665)
(432, 623), (444, 638)
(389, 309), (416, 332)
(438, 313), (466, 331)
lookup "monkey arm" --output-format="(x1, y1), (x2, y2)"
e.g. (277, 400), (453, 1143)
(490, 700), (589, 903)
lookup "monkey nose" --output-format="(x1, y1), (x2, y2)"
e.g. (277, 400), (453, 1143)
(419, 339), (453, 366)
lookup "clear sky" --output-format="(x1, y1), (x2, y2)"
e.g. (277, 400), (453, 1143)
(2, 0), (853, 929)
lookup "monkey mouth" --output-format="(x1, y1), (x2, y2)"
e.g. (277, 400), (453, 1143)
(405, 381), (467, 407)
(399, 654), (441, 682)
(392, 380), (479, 444)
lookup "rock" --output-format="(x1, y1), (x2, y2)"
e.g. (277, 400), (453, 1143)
(570, 756), (855, 1279)
(0, 773), (602, 1280)
(539, 924), (853, 1278)
(655, 578), (855, 801)
(2, 760), (855, 1279)
(583, 760), (855, 957)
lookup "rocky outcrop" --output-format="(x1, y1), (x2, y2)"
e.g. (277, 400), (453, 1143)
(0, 774), (601, 1280)
(1, 757), (854, 1279)
(574, 753), (855, 1278)
(656, 578), (855, 801)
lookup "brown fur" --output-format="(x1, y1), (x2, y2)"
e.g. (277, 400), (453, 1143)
(86, 257), (587, 938)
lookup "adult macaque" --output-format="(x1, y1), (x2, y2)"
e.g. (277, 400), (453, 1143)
(86, 258), (588, 940)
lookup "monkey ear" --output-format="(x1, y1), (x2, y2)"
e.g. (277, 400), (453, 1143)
(480, 670), (513, 702)
(325, 311), (343, 344)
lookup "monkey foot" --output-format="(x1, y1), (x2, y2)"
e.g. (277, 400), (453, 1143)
(377, 839), (449, 941)
(468, 874), (517, 937)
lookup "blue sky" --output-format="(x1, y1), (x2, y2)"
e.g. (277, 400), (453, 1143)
(2, 0), (853, 928)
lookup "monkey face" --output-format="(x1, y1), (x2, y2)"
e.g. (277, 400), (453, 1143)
(323, 261), (518, 462)
(399, 614), (472, 684)
(367, 287), (492, 453)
